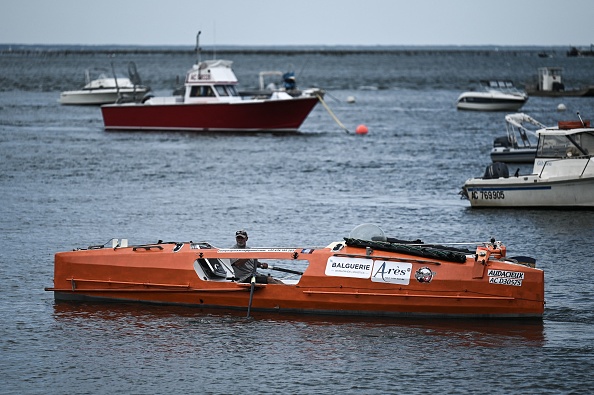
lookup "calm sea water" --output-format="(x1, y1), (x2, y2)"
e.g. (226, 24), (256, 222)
(1, 47), (594, 394)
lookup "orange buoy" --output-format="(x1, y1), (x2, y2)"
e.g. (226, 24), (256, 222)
(355, 124), (368, 135)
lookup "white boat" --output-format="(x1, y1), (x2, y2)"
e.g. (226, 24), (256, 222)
(461, 114), (594, 208)
(525, 67), (594, 97)
(490, 113), (546, 163)
(59, 62), (150, 105)
(457, 80), (528, 111)
(101, 33), (323, 132)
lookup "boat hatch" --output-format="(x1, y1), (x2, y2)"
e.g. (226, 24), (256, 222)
(194, 258), (232, 281)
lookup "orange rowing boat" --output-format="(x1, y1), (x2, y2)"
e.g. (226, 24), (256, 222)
(45, 225), (544, 319)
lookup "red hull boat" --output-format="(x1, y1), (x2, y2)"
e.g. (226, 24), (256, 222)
(100, 36), (322, 132)
(101, 95), (320, 132)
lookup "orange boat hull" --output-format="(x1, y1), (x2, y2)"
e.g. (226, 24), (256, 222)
(46, 239), (544, 318)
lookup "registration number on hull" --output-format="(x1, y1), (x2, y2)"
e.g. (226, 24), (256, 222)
(470, 190), (505, 200)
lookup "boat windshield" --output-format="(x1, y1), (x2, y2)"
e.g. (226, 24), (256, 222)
(214, 85), (239, 97)
(489, 81), (512, 88)
(537, 131), (594, 158)
(573, 132), (594, 155)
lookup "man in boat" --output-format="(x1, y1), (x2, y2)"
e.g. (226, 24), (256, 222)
(230, 230), (283, 284)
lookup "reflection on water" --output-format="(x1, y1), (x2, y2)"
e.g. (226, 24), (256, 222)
(52, 301), (546, 348)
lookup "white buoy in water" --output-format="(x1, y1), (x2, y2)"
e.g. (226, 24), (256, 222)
(346, 96), (356, 103)
(557, 103), (567, 111)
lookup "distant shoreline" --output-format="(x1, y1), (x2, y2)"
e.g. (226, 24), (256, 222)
(0, 44), (572, 57)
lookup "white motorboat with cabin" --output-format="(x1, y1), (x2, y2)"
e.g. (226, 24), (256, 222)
(490, 113), (546, 163)
(59, 62), (150, 105)
(461, 113), (594, 208)
(457, 80), (528, 111)
(101, 33), (322, 132)
(525, 67), (594, 97)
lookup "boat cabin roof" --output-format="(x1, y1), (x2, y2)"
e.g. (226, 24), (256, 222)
(539, 120), (592, 136)
(185, 59), (238, 85)
(536, 123), (594, 158)
(537, 67), (563, 75)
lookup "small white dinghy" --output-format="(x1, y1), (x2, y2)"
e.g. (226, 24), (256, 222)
(490, 113), (546, 163)
(59, 62), (150, 105)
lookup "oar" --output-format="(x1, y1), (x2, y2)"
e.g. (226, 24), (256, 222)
(246, 265), (257, 318)
(315, 93), (350, 134)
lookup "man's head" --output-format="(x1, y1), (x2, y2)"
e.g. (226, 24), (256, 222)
(235, 230), (248, 247)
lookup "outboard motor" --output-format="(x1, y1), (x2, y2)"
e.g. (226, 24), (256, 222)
(483, 162), (509, 179)
(283, 72), (296, 90)
(493, 135), (512, 148)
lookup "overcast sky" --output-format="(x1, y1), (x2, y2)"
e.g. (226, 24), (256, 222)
(2, 0), (593, 47)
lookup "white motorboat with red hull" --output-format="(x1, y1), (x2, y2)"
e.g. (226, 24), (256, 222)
(101, 94), (320, 132)
(101, 42), (322, 132)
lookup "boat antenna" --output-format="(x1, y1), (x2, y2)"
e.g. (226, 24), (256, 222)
(577, 111), (586, 127)
(195, 31), (202, 65)
(212, 21), (217, 60)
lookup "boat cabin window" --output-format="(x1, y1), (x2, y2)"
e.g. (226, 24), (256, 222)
(538, 135), (572, 157)
(571, 132), (594, 155)
(227, 85), (239, 96)
(189, 86), (216, 98)
(537, 133), (593, 157)
(214, 85), (229, 96)
(194, 258), (229, 280)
